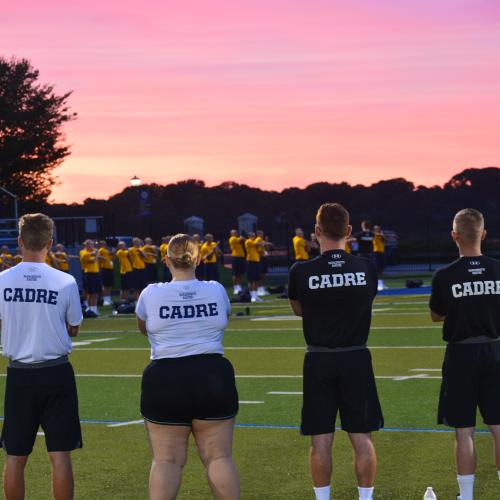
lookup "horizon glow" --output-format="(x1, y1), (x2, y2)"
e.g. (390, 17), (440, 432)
(2, 0), (500, 203)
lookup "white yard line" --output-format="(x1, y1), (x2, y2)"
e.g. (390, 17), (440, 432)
(239, 401), (265, 404)
(268, 391), (302, 395)
(72, 338), (119, 346)
(410, 368), (441, 372)
(108, 419), (144, 427)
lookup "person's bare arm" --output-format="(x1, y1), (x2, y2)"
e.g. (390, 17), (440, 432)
(430, 310), (445, 322)
(137, 317), (148, 336)
(289, 299), (302, 317)
(67, 324), (80, 337)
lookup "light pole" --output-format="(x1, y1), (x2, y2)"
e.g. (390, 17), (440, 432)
(130, 175), (141, 187)
(0, 186), (19, 222)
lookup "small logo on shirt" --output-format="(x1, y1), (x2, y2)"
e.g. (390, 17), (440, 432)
(23, 273), (42, 282)
(328, 260), (345, 268)
(467, 268), (485, 276)
(469, 261), (481, 266)
(179, 291), (197, 300)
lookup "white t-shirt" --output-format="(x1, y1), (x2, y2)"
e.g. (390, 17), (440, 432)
(0, 262), (83, 363)
(136, 279), (231, 359)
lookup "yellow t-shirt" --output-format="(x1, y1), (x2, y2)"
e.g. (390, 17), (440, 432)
(200, 242), (218, 264)
(128, 247), (146, 270)
(1, 253), (13, 268)
(293, 236), (309, 260)
(142, 245), (157, 264)
(373, 234), (385, 253)
(254, 236), (265, 257)
(80, 249), (99, 273)
(345, 241), (352, 254)
(54, 251), (69, 271)
(159, 243), (169, 259)
(13, 255), (22, 265)
(228, 236), (245, 258)
(116, 249), (133, 274)
(245, 239), (260, 262)
(98, 247), (114, 270)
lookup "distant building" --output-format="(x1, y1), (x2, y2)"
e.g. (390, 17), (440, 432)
(237, 213), (258, 235)
(184, 215), (204, 235)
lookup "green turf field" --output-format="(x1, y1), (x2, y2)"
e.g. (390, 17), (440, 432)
(1, 284), (499, 499)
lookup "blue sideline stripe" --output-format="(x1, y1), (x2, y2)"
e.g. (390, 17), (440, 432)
(0, 417), (491, 434)
(378, 286), (431, 296)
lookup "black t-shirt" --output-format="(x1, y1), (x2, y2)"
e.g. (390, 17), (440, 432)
(354, 231), (374, 255)
(288, 250), (378, 348)
(429, 255), (500, 343)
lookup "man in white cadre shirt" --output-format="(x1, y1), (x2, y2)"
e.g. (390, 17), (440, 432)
(0, 214), (83, 500)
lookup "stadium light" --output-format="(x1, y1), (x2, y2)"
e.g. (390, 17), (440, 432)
(0, 186), (19, 221)
(129, 175), (141, 187)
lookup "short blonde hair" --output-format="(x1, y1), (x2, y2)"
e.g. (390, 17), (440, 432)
(453, 208), (484, 243)
(316, 203), (350, 240)
(19, 213), (54, 251)
(167, 234), (199, 269)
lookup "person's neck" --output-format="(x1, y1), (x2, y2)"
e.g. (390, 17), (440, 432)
(22, 250), (47, 263)
(320, 238), (346, 254)
(458, 244), (482, 258)
(171, 269), (197, 281)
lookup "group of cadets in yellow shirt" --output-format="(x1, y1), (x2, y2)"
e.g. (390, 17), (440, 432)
(292, 233), (309, 261)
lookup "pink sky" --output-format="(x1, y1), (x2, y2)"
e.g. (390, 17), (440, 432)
(2, 0), (500, 203)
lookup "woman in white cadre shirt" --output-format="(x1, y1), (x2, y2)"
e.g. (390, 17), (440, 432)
(136, 234), (240, 500)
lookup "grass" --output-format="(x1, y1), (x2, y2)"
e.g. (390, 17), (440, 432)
(1, 280), (498, 499)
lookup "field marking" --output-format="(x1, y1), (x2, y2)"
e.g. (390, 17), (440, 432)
(71, 346), (446, 352)
(108, 419), (144, 427)
(240, 401), (265, 404)
(0, 372), (443, 380)
(226, 326), (440, 332)
(72, 338), (119, 347)
(268, 391), (302, 395)
(411, 368), (441, 372)
(71, 419), (491, 435)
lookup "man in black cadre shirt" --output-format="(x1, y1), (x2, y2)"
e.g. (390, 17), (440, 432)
(288, 203), (383, 500)
(429, 208), (500, 500)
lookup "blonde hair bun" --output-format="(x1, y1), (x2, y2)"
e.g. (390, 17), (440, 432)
(167, 234), (199, 269)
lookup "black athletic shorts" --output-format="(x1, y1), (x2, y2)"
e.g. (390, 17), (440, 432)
(260, 257), (269, 275)
(84, 272), (102, 294)
(132, 268), (147, 291)
(232, 257), (245, 277)
(374, 252), (385, 274)
(438, 341), (500, 428)
(141, 354), (239, 426)
(0, 362), (82, 456)
(301, 349), (384, 435)
(146, 263), (157, 284)
(246, 261), (261, 283)
(204, 263), (219, 282)
(101, 268), (114, 288)
(162, 266), (172, 283)
(120, 272), (133, 291)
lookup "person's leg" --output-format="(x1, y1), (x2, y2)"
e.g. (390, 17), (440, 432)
(310, 433), (333, 487)
(145, 421), (191, 500)
(192, 418), (239, 500)
(348, 433), (376, 486)
(3, 455), (28, 500)
(348, 433), (376, 499)
(489, 425), (500, 477)
(48, 452), (74, 500)
(455, 427), (476, 500)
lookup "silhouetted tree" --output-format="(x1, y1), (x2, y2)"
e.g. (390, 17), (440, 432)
(0, 57), (76, 202)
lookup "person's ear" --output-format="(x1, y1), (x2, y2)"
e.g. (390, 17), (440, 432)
(47, 239), (53, 251)
(18, 236), (23, 249)
(481, 229), (487, 241)
(315, 224), (321, 239)
(451, 231), (459, 242)
(346, 225), (352, 239)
